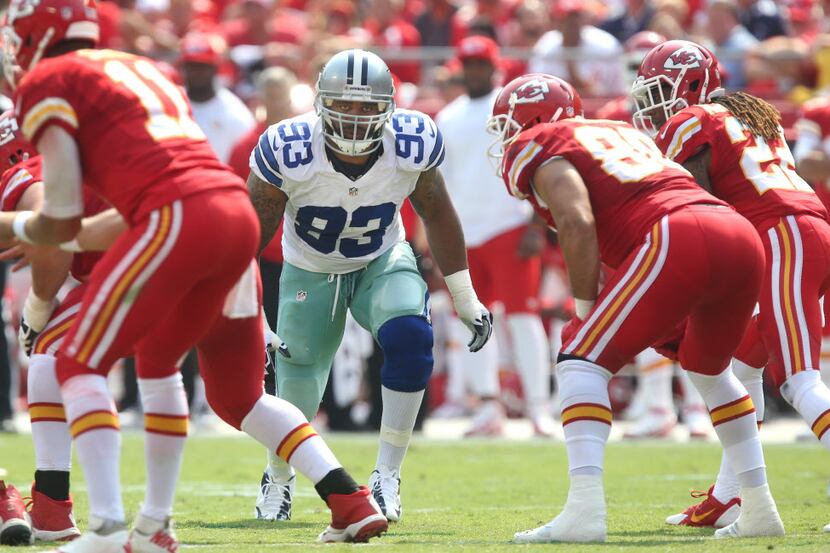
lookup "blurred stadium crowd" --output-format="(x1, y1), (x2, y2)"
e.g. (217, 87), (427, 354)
(2, 0), (830, 439)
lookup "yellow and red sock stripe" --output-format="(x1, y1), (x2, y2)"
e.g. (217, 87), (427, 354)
(812, 408), (830, 440)
(75, 206), (173, 365)
(561, 402), (613, 427)
(69, 409), (120, 438)
(276, 423), (318, 462)
(29, 402), (66, 423)
(144, 413), (189, 437)
(709, 395), (755, 427)
(570, 222), (663, 358)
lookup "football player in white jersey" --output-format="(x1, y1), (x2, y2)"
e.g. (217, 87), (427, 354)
(247, 49), (493, 523)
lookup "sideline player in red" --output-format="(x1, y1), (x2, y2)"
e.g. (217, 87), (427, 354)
(0, 0), (387, 550)
(487, 73), (784, 542)
(633, 39), (830, 533)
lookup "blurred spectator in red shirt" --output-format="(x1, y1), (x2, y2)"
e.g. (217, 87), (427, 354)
(222, 0), (304, 47)
(415, 0), (468, 46)
(365, 0), (422, 84)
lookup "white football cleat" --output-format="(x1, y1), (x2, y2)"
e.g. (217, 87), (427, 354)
(464, 402), (504, 437)
(255, 466), (294, 521)
(623, 407), (676, 439)
(369, 468), (401, 522)
(714, 484), (784, 538)
(128, 514), (178, 553)
(513, 475), (607, 543)
(824, 522), (830, 533)
(51, 517), (127, 553)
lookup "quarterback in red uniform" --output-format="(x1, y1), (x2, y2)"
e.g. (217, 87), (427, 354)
(633, 39), (830, 533)
(0, 0), (386, 550)
(487, 73), (783, 542)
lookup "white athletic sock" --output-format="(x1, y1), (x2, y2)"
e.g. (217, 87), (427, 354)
(677, 366), (707, 414)
(687, 369), (767, 489)
(637, 349), (674, 413)
(61, 374), (124, 521)
(138, 374), (189, 521)
(376, 386), (424, 473)
(508, 314), (550, 419)
(557, 360), (612, 475)
(781, 370), (830, 449)
(711, 360), (765, 503)
(241, 395), (340, 484)
(28, 355), (71, 472)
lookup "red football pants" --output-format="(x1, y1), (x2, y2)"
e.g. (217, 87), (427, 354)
(468, 225), (541, 314)
(561, 206), (764, 375)
(55, 189), (266, 428)
(756, 214), (830, 388)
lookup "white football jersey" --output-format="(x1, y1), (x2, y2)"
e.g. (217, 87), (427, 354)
(250, 108), (445, 273)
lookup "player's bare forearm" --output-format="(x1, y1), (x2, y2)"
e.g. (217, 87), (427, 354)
(27, 244), (72, 301)
(77, 208), (128, 251)
(247, 172), (287, 254)
(797, 151), (830, 184)
(0, 212), (81, 245)
(409, 167), (468, 276)
(681, 147), (713, 193)
(534, 158), (600, 301)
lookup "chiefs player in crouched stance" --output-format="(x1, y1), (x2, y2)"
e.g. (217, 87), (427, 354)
(0, 0), (387, 550)
(487, 74), (784, 542)
(633, 40), (830, 533)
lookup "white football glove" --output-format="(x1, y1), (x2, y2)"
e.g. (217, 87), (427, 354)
(19, 291), (57, 358)
(445, 270), (493, 352)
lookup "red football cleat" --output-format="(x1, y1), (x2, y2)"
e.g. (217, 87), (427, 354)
(0, 481), (32, 545)
(665, 485), (741, 528)
(318, 486), (388, 543)
(27, 483), (80, 541)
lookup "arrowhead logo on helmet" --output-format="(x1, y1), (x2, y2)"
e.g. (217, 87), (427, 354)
(511, 79), (550, 105)
(664, 46), (704, 70)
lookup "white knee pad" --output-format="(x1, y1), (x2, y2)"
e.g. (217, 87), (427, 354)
(557, 359), (612, 409)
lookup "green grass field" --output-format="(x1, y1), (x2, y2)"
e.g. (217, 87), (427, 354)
(1, 432), (829, 551)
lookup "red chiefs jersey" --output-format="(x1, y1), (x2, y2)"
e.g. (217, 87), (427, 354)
(502, 118), (725, 268)
(655, 103), (827, 230)
(14, 49), (244, 225)
(0, 156), (106, 281)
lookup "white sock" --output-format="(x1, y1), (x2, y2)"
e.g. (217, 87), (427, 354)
(781, 370), (830, 449)
(637, 349), (673, 413)
(508, 314), (550, 419)
(712, 450), (741, 503)
(733, 360), (765, 424)
(61, 374), (124, 521)
(687, 369), (767, 488)
(557, 360), (612, 475)
(377, 386), (423, 473)
(677, 367), (707, 414)
(28, 355), (71, 471)
(241, 395), (340, 484)
(138, 374), (189, 521)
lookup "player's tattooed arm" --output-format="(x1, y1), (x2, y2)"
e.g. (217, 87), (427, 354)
(247, 172), (288, 254)
(409, 166), (469, 276)
(533, 158), (600, 304)
(681, 146), (713, 193)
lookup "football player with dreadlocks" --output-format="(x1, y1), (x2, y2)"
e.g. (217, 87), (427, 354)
(633, 39), (830, 534)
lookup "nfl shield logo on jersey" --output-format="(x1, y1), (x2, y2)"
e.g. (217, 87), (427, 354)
(349, 187), (358, 196)
(296, 290), (307, 302)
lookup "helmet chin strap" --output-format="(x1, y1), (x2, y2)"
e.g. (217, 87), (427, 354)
(29, 26), (55, 74)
